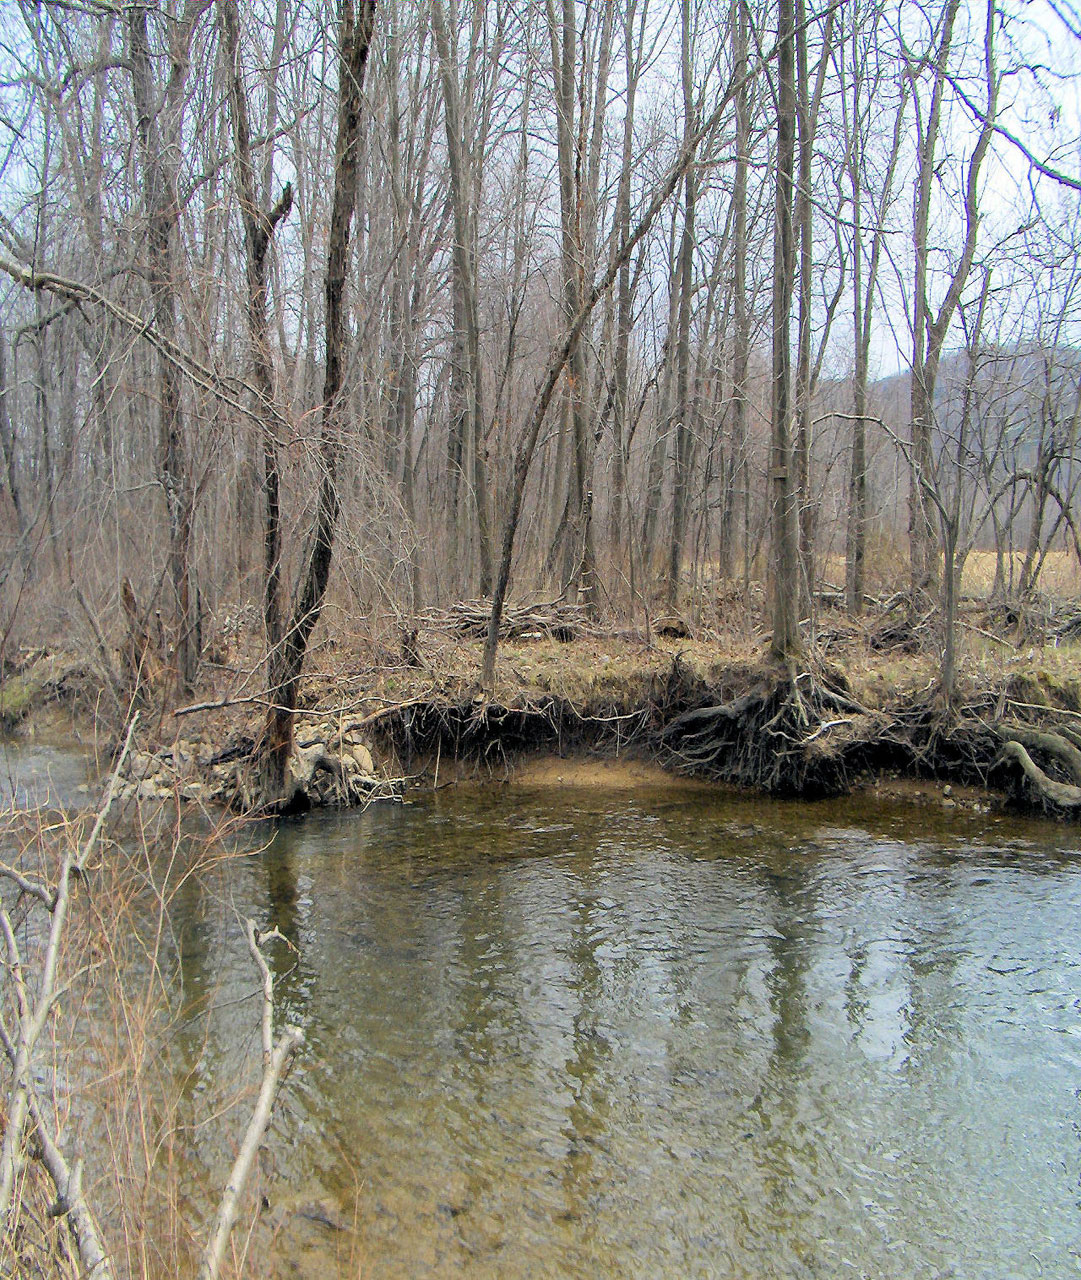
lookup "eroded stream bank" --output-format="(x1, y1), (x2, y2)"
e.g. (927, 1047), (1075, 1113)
(7, 634), (1081, 818)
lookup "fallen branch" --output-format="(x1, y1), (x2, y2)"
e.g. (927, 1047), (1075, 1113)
(173, 693), (269, 718)
(340, 697), (430, 735)
(804, 717), (853, 745)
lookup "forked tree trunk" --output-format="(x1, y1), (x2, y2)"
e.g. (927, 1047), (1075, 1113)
(127, 3), (199, 692)
(843, 7), (907, 614)
(218, 0), (294, 696)
(547, 0), (599, 608)
(728, 0), (751, 589)
(665, 0), (696, 610)
(908, 0), (994, 614)
(431, 0), (491, 596)
(793, 0), (835, 620)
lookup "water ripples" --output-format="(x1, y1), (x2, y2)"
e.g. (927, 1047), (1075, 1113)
(169, 787), (1081, 1278)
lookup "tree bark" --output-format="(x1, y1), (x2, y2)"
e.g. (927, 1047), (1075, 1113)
(259, 0), (377, 803)
(793, 0), (836, 620)
(218, 0), (294, 684)
(431, 0), (491, 596)
(126, 2), (200, 692)
(909, 0), (996, 620)
(665, 0), (697, 610)
(770, 0), (801, 664)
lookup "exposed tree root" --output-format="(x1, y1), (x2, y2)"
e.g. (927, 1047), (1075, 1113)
(992, 724), (1081, 814)
(657, 669), (886, 797)
(643, 660), (1081, 818)
(994, 741), (1081, 811)
(383, 694), (650, 772)
(346, 661), (1081, 819)
(109, 645), (1081, 820)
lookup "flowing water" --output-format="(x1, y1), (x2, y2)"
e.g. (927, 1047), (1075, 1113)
(6, 742), (1081, 1277)
(176, 784), (1081, 1279)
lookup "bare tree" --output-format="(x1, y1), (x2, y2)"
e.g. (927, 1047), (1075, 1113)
(840, 0), (908, 613)
(770, 0), (801, 664)
(218, 0), (293, 721)
(431, 0), (493, 596)
(905, 0), (996, 613)
(258, 0), (377, 804)
(126, 0), (205, 691)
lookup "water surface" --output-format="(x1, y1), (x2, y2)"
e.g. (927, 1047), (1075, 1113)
(173, 785), (1081, 1278)
(0, 737), (92, 809)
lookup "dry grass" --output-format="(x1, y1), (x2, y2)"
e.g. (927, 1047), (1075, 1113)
(817, 547), (1081, 602)
(0, 799), (284, 1280)
(961, 549), (1080, 599)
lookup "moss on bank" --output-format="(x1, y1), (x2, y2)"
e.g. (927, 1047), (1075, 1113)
(0, 676), (34, 729)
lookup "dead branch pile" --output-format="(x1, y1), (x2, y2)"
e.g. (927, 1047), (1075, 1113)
(422, 600), (595, 642)
(969, 596), (1081, 646)
(866, 603), (935, 653)
(1053, 606), (1081, 643)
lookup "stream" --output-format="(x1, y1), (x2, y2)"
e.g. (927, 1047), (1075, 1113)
(3, 741), (1081, 1277)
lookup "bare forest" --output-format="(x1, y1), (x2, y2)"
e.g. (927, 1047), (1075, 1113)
(0, 0), (1079, 793)
(5, 5), (1081, 1274)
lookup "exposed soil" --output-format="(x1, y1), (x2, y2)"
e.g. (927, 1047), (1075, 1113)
(5, 602), (1081, 820)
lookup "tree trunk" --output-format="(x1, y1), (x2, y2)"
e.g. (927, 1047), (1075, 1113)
(844, 10), (907, 613)
(218, 0), (294, 680)
(431, 0), (491, 596)
(793, 0), (836, 621)
(909, 0), (995, 617)
(608, 0), (641, 567)
(665, 0), (696, 610)
(729, 0), (751, 590)
(259, 0), (377, 803)
(548, 0), (596, 608)
(770, 0), (801, 664)
(127, 3), (199, 692)
(908, 0), (958, 611)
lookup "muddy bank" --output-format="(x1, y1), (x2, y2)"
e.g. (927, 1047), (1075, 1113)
(4, 629), (1081, 819)
(373, 659), (1080, 817)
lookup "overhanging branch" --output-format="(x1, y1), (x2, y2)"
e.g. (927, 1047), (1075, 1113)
(0, 256), (295, 440)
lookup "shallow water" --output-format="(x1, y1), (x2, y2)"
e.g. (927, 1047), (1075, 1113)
(165, 784), (1081, 1279)
(0, 737), (92, 809)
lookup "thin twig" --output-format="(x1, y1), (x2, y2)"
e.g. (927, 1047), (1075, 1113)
(198, 922), (303, 1280)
